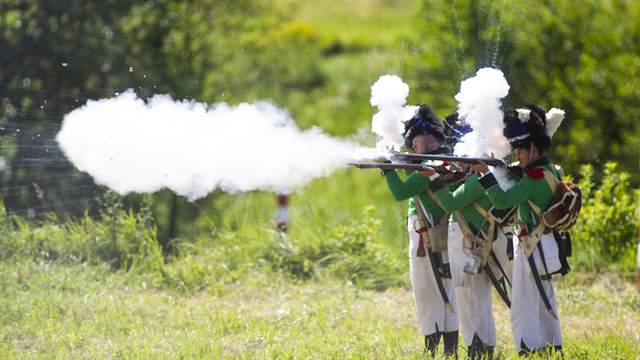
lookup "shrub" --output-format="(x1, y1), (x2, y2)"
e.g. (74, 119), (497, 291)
(0, 190), (163, 272)
(572, 162), (639, 273)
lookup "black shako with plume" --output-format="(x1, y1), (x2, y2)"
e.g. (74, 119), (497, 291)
(402, 104), (446, 149)
(503, 104), (552, 151)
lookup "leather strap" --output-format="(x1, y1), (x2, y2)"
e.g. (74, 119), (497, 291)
(521, 168), (559, 257)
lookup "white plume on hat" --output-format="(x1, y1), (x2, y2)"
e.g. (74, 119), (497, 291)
(546, 108), (565, 138)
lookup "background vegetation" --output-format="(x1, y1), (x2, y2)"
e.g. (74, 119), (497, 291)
(1, 0), (639, 358)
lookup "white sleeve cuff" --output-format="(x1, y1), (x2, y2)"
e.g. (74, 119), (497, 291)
(429, 174), (440, 181)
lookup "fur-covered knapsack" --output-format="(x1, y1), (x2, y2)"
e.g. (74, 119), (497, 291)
(532, 169), (582, 231)
(543, 179), (582, 231)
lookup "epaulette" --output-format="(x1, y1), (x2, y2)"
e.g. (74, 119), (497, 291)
(525, 167), (545, 180)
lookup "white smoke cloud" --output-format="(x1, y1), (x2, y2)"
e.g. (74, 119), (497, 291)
(369, 75), (417, 152)
(453, 68), (510, 160)
(453, 68), (515, 190)
(56, 90), (377, 200)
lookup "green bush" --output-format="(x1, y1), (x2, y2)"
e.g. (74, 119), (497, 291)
(0, 190), (163, 272)
(572, 162), (639, 273)
(256, 205), (406, 290)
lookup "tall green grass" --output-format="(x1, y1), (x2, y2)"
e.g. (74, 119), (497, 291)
(1, 262), (638, 358)
(1, 161), (636, 293)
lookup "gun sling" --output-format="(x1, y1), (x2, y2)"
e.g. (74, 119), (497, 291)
(413, 196), (455, 313)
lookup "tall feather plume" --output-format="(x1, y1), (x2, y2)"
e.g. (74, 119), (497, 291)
(546, 108), (565, 138)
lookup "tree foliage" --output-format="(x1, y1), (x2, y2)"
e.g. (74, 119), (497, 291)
(414, 0), (640, 180)
(1, 0), (144, 218)
(0, 0), (326, 221)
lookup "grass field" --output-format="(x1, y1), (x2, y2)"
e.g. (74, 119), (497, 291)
(1, 260), (639, 359)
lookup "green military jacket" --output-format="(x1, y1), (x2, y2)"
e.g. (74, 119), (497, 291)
(478, 155), (560, 233)
(429, 173), (496, 240)
(384, 146), (451, 222)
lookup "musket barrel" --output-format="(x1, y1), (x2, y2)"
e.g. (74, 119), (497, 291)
(347, 162), (425, 171)
(347, 162), (482, 182)
(389, 152), (504, 166)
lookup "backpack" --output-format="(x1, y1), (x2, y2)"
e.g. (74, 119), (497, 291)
(537, 169), (583, 231)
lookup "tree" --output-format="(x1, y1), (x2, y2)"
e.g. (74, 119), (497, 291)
(412, 0), (640, 182)
(0, 0), (145, 218)
(501, 0), (640, 181)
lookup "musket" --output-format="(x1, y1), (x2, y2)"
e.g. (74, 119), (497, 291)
(347, 162), (470, 182)
(389, 152), (506, 167)
(348, 162), (433, 171)
(387, 152), (525, 179)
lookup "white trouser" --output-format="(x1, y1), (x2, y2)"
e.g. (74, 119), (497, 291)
(448, 222), (498, 347)
(511, 232), (563, 351)
(407, 215), (459, 335)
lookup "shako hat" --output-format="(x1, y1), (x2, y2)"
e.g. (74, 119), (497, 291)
(402, 104), (446, 148)
(503, 104), (552, 151)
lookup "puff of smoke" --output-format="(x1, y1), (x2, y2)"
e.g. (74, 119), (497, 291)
(452, 68), (515, 190)
(369, 75), (416, 152)
(490, 166), (515, 191)
(453, 68), (511, 160)
(56, 90), (376, 200)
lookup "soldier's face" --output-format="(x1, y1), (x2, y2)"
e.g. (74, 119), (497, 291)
(514, 147), (531, 167)
(412, 135), (426, 154)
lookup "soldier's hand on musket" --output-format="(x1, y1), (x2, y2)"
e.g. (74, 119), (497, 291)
(417, 166), (437, 177)
(472, 159), (490, 175)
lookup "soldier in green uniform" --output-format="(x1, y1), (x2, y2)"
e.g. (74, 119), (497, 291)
(377, 105), (459, 357)
(417, 113), (509, 360)
(472, 105), (565, 357)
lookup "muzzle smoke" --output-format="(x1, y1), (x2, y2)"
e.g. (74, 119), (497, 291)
(56, 90), (376, 200)
(453, 68), (510, 159)
(453, 68), (514, 190)
(369, 75), (416, 151)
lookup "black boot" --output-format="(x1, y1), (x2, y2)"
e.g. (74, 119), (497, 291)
(553, 345), (564, 359)
(487, 346), (494, 360)
(468, 333), (490, 360)
(518, 339), (533, 358)
(443, 331), (459, 359)
(425, 332), (442, 356)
